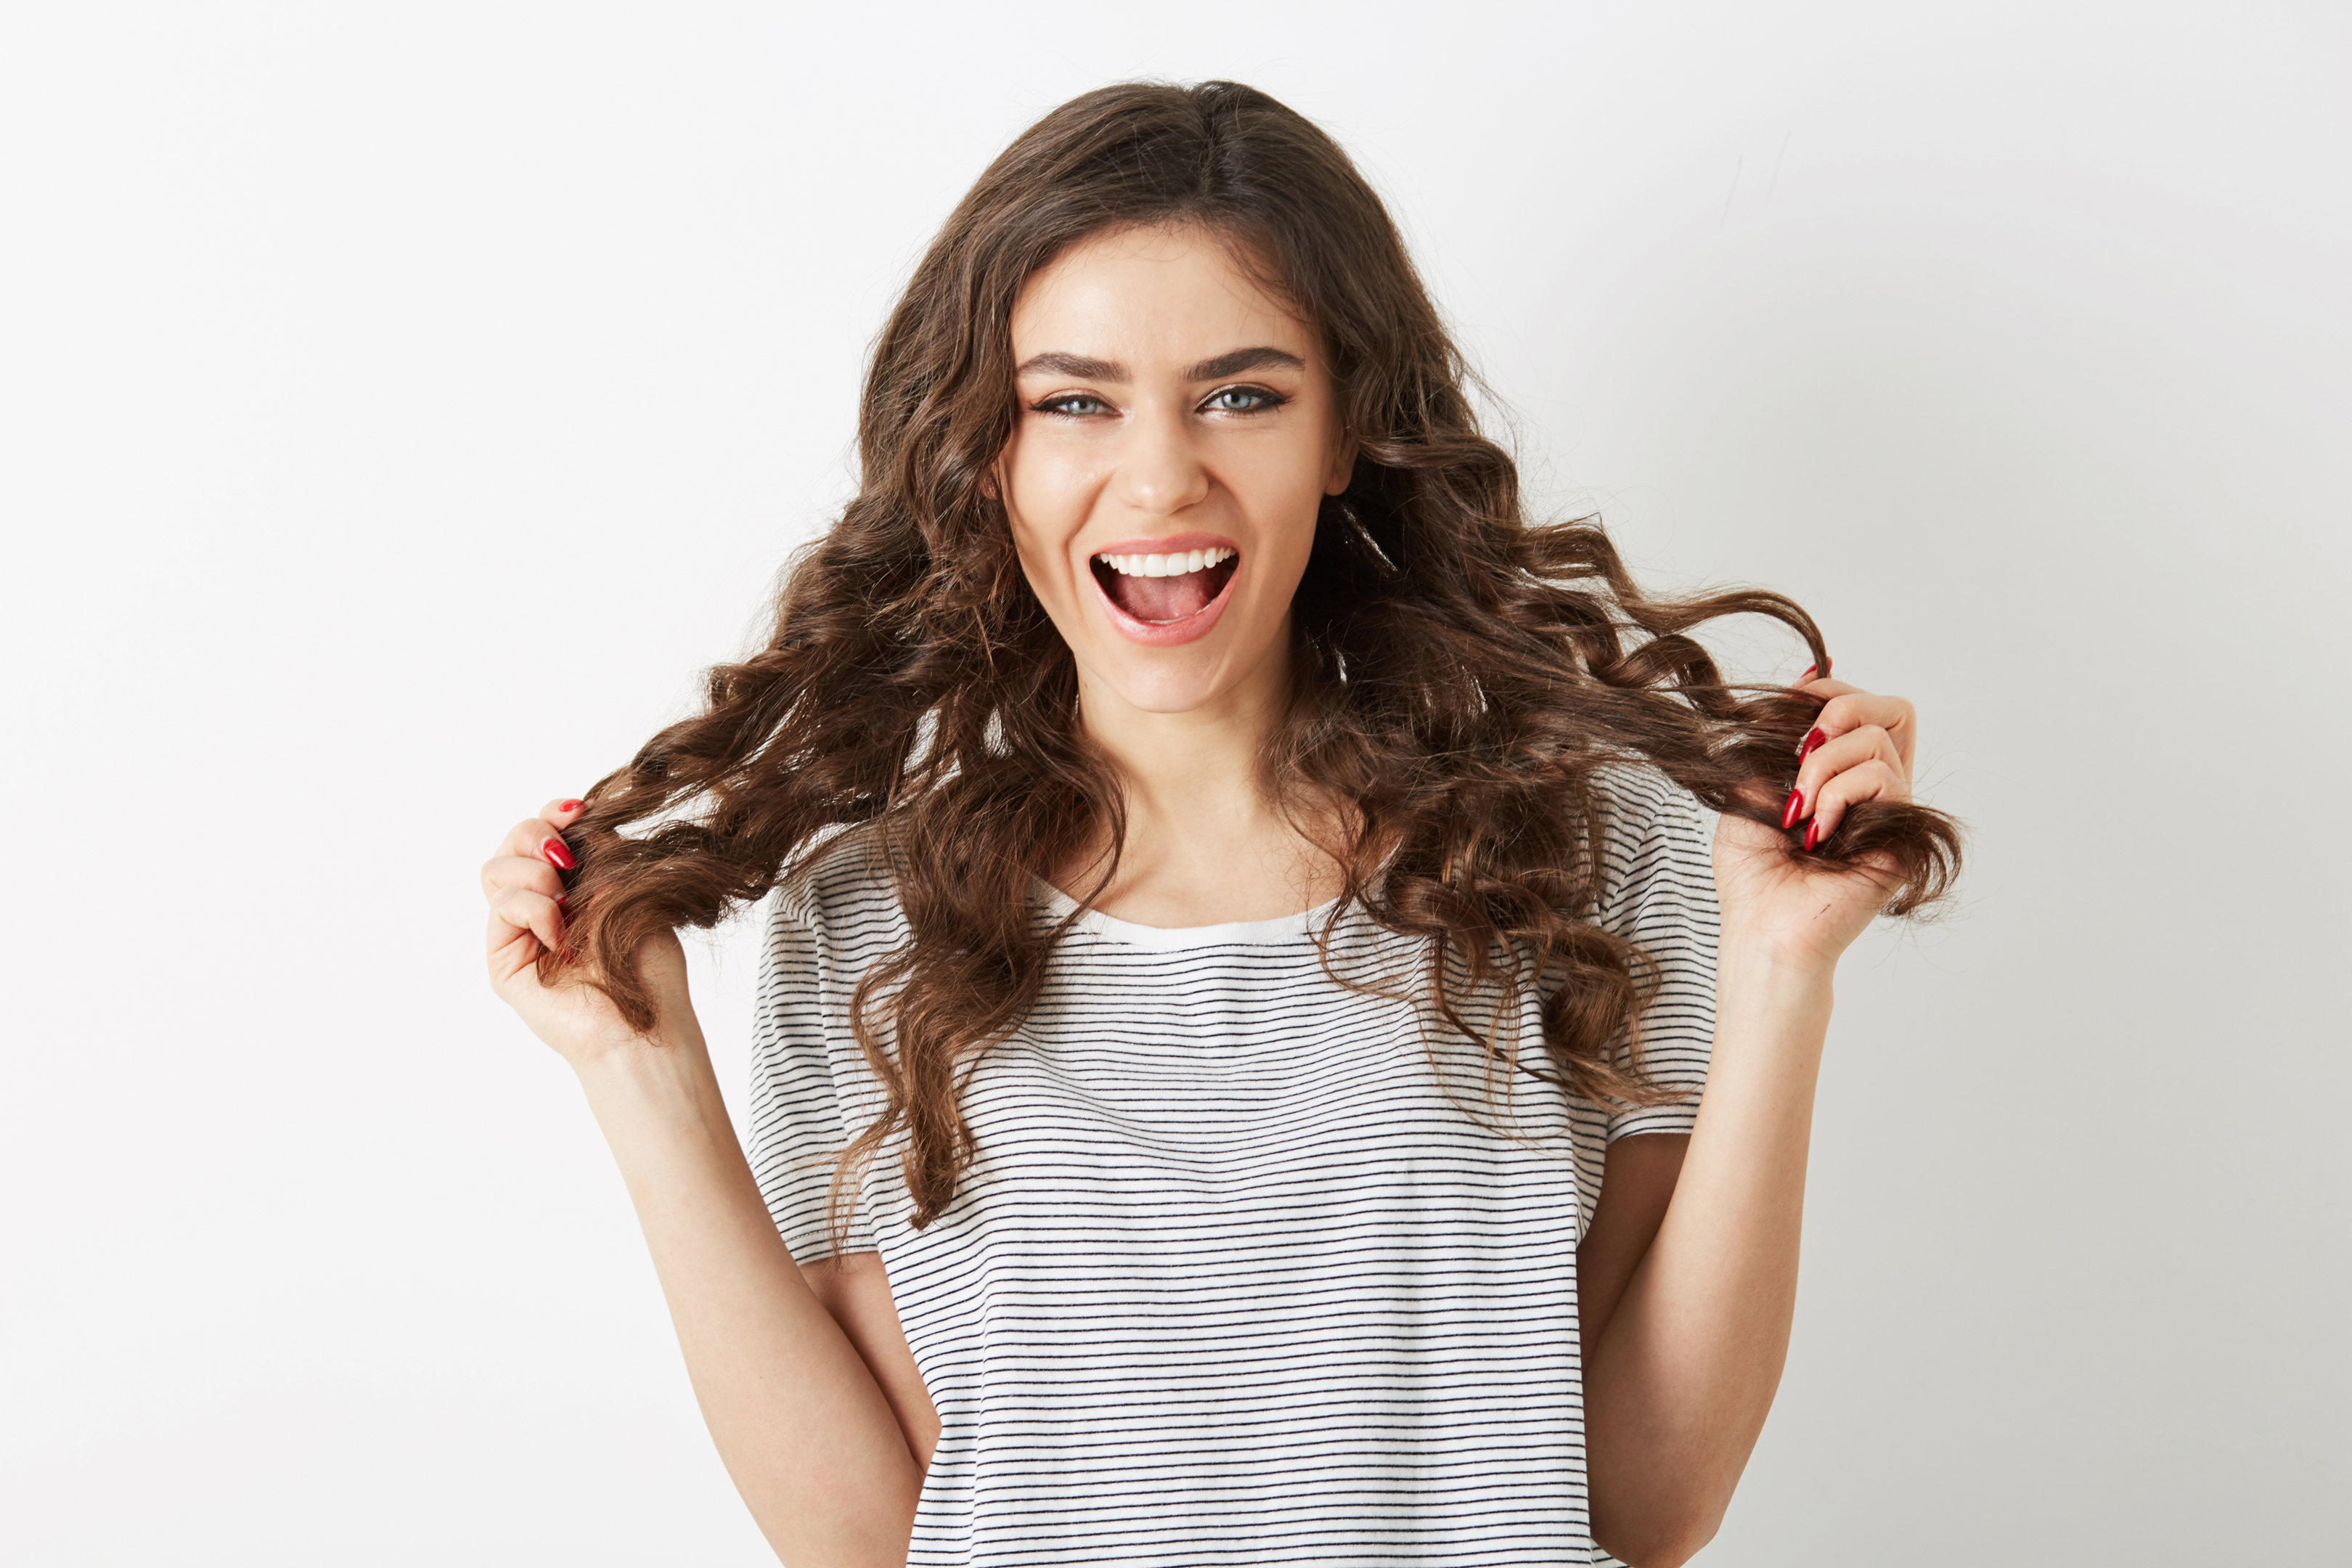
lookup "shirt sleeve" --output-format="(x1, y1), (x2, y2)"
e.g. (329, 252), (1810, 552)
(745, 884), (878, 1262)
(1591, 769), (1721, 1143)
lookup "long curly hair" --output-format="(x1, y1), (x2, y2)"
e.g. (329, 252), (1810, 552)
(544, 80), (1961, 1231)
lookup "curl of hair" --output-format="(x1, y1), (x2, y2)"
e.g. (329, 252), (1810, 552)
(539, 81), (1963, 1235)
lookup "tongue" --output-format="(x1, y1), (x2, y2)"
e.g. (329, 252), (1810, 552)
(1116, 568), (1216, 623)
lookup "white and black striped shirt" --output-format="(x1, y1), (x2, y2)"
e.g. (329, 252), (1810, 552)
(748, 768), (1718, 1565)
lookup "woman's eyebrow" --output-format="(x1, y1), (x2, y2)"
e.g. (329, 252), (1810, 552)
(1015, 351), (1126, 380)
(1011, 347), (1308, 383)
(1186, 346), (1305, 380)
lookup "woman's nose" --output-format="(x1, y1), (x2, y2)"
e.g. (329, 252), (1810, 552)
(1113, 407), (1210, 517)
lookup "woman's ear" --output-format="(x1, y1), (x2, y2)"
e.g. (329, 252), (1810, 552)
(1324, 425), (1359, 496)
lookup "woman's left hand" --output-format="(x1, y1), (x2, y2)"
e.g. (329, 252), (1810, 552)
(1710, 671), (1919, 971)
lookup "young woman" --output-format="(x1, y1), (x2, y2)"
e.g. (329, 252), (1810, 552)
(480, 81), (1956, 1567)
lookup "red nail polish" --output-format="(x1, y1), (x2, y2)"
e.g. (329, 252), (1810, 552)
(1781, 788), (1805, 830)
(1797, 664), (1816, 682)
(558, 799), (583, 814)
(542, 836), (576, 870)
(1800, 727), (1827, 760)
(1804, 819), (1824, 852)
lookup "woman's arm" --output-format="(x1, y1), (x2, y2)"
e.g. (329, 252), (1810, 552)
(484, 802), (920, 1564)
(578, 1029), (925, 1563)
(804, 1253), (943, 1469)
(1580, 950), (1830, 1565)
(1580, 679), (1920, 1567)
(1576, 1132), (1690, 1352)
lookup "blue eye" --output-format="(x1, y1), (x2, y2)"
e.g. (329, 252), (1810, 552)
(1206, 385), (1284, 413)
(1037, 393), (1107, 417)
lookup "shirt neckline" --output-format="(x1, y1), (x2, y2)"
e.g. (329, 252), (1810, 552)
(1033, 880), (1353, 951)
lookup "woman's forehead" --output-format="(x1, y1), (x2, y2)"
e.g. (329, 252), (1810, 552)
(1010, 224), (1314, 372)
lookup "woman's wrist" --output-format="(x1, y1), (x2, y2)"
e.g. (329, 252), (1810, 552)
(1711, 931), (1838, 1041)
(571, 1023), (725, 1127)
(1715, 918), (1842, 985)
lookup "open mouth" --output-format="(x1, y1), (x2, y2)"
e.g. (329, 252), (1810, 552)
(1090, 546), (1241, 625)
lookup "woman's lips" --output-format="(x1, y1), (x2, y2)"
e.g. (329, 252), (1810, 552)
(1084, 538), (1241, 648)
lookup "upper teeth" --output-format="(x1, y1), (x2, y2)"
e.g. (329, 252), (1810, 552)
(1095, 546), (1236, 577)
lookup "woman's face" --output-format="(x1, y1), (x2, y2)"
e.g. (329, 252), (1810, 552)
(997, 224), (1355, 721)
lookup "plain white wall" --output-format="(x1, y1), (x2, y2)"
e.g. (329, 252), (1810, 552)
(3, 3), (2345, 1562)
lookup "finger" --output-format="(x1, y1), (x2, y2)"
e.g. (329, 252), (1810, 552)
(499, 812), (582, 871)
(497, 798), (586, 857)
(1792, 722), (1904, 809)
(1784, 720), (1885, 828)
(1797, 688), (1916, 770)
(487, 885), (566, 962)
(1801, 757), (1910, 851)
(481, 853), (567, 904)
(486, 912), (542, 986)
(1779, 724), (1901, 836)
(1789, 676), (1861, 738)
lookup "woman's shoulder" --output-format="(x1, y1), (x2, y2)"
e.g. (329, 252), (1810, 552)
(769, 823), (907, 943)
(1582, 763), (1719, 929)
(1585, 761), (1714, 841)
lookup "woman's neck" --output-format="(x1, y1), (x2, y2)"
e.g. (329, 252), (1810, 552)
(1061, 639), (1349, 928)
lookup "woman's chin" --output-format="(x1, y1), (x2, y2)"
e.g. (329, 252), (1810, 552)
(1086, 661), (1233, 717)
(1076, 638), (1273, 720)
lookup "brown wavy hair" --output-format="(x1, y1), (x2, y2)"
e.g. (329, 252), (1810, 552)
(543, 80), (1961, 1231)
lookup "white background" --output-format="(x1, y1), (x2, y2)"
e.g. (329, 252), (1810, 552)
(4, 3), (2345, 1562)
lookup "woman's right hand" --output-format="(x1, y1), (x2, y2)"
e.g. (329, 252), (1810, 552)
(483, 806), (923, 1559)
(481, 797), (693, 1069)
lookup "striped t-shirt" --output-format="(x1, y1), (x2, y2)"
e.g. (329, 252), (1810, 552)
(747, 767), (1719, 1565)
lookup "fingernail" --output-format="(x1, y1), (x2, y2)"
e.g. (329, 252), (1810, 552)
(1799, 727), (1827, 760)
(1781, 787), (1805, 830)
(555, 893), (568, 907)
(542, 836), (576, 870)
(558, 799), (584, 814)
(1797, 664), (1816, 682)
(1804, 818), (1824, 852)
